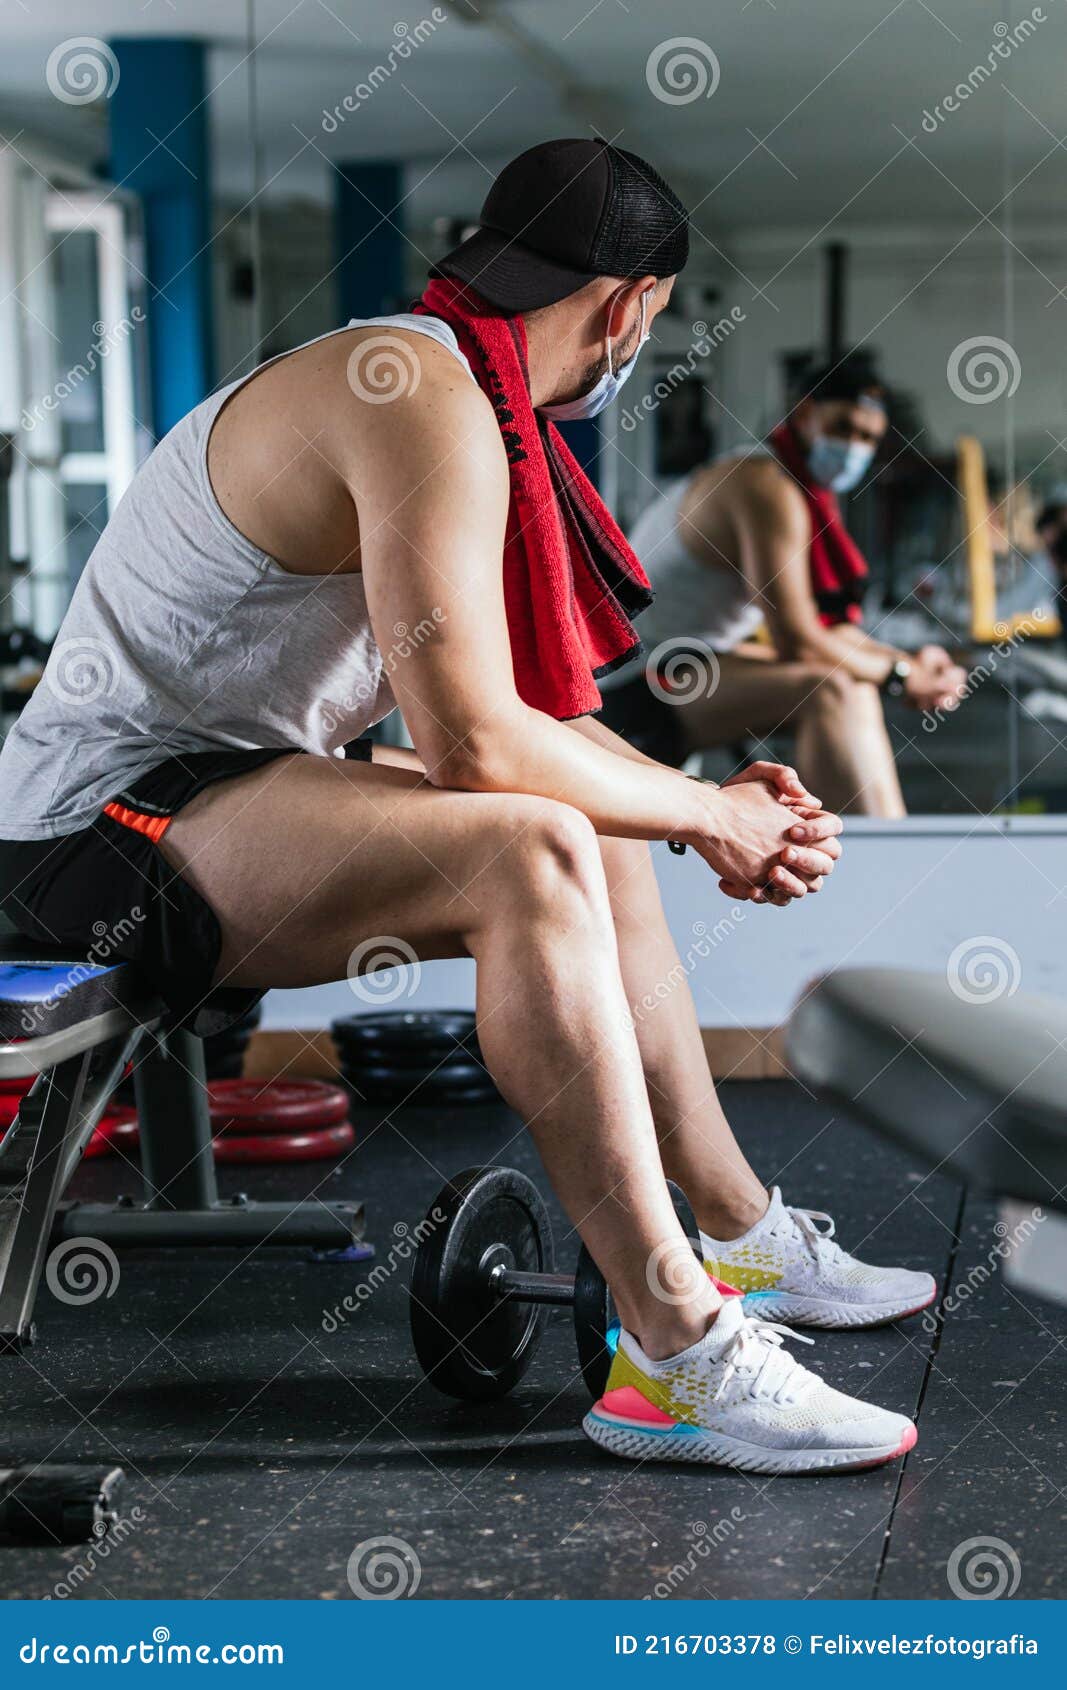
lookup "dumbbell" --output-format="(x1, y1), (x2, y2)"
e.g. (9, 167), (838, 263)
(409, 1165), (701, 1402)
(0, 1464), (124, 1543)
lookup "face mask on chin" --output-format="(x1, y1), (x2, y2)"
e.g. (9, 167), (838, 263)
(539, 291), (649, 422)
(807, 433), (876, 494)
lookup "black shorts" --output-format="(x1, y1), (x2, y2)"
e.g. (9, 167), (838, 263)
(597, 672), (688, 768)
(0, 739), (374, 1035)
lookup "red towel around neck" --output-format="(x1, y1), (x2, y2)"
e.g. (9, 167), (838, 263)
(414, 278), (652, 719)
(768, 422), (868, 627)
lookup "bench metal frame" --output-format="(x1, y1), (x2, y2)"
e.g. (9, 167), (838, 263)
(0, 1001), (365, 1353)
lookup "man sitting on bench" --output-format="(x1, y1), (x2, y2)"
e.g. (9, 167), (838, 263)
(0, 139), (932, 1475)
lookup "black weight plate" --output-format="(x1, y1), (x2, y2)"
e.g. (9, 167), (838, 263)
(346, 1059), (489, 1091)
(333, 1033), (483, 1070)
(336, 1040), (484, 1072)
(351, 1082), (502, 1111)
(573, 1246), (617, 1401)
(572, 1180), (702, 1400)
(666, 1180), (701, 1252)
(332, 1010), (477, 1048)
(204, 1054), (247, 1081)
(410, 1165), (553, 1400)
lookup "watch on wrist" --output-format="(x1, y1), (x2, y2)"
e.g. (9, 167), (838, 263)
(881, 657), (912, 700)
(668, 774), (720, 855)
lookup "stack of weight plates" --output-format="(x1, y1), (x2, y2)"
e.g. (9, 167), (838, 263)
(207, 1078), (355, 1163)
(330, 1010), (501, 1109)
(203, 1002), (263, 1080)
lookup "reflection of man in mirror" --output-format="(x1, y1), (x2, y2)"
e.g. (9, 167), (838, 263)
(600, 355), (968, 816)
(1036, 499), (1067, 637)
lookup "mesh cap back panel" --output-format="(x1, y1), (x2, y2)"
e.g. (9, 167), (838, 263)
(591, 144), (690, 279)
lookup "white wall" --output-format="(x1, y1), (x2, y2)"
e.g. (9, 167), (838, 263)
(261, 821), (1067, 1033)
(715, 222), (1065, 473)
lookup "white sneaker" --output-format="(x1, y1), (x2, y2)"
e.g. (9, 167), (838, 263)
(583, 1296), (916, 1474)
(701, 1187), (936, 1329)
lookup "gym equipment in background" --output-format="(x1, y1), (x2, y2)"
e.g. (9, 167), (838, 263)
(956, 434), (1060, 644)
(112, 1001), (263, 1107)
(0, 913), (367, 1357)
(409, 1165), (701, 1401)
(787, 966), (1067, 1306)
(332, 1010), (502, 1109)
(0, 1464), (124, 1544)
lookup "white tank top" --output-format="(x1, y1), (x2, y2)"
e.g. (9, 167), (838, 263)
(624, 473), (767, 667)
(0, 315), (474, 839)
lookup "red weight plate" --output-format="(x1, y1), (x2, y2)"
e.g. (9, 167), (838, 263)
(207, 1079), (350, 1134)
(83, 1107), (138, 1160)
(212, 1121), (355, 1164)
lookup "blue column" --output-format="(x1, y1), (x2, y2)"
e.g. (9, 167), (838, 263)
(556, 418), (601, 490)
(108, 39), (214, 438)
(334, 162), (405, 321)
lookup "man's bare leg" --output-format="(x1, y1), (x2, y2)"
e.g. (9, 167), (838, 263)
(596, 834), (769, 1241)
(160, 752), (719, 1357)
(673, 650), (906, 818)
(793, 676), (906, 818)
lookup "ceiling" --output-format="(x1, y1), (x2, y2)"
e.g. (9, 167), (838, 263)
(2, 0), (1066, 241)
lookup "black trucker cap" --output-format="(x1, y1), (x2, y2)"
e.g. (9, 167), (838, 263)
(436, 137), (690, 313)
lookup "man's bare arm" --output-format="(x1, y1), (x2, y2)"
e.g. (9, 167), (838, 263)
(726, 463), (900, 684)
(348, 347), (838, 895)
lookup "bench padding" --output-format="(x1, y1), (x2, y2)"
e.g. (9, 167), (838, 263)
(787, 967), (1067, 1209)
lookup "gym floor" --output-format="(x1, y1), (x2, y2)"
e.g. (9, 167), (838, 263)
(1, 1080), (1063, 1601)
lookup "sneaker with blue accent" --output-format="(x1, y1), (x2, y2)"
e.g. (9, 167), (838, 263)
(583, 1295), (916, 1474)
(701, 1187), (936, 1329)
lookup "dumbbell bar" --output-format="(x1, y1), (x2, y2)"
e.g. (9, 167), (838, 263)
(409, 1165), (700, 1403)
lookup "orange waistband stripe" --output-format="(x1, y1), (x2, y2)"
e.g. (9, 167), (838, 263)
(102, 801), (173, 844)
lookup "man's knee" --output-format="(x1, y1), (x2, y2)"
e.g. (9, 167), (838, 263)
(490, 798), (606, 911)
(802, 666), (855, 711)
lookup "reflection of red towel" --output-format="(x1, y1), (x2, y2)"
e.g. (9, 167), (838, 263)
(415, 279), (652, 719)
(769, 423), (868, 627)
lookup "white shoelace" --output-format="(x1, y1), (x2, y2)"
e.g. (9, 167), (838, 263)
(714, 1315), (815, 1406)
(780, 1205), (847, 1269)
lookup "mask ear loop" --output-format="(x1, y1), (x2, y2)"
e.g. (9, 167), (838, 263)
(607, 289), (649, 380)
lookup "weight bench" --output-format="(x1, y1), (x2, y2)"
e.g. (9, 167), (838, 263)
(0, 915), (365, 1354)
(787, 966), (1067, 1305)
